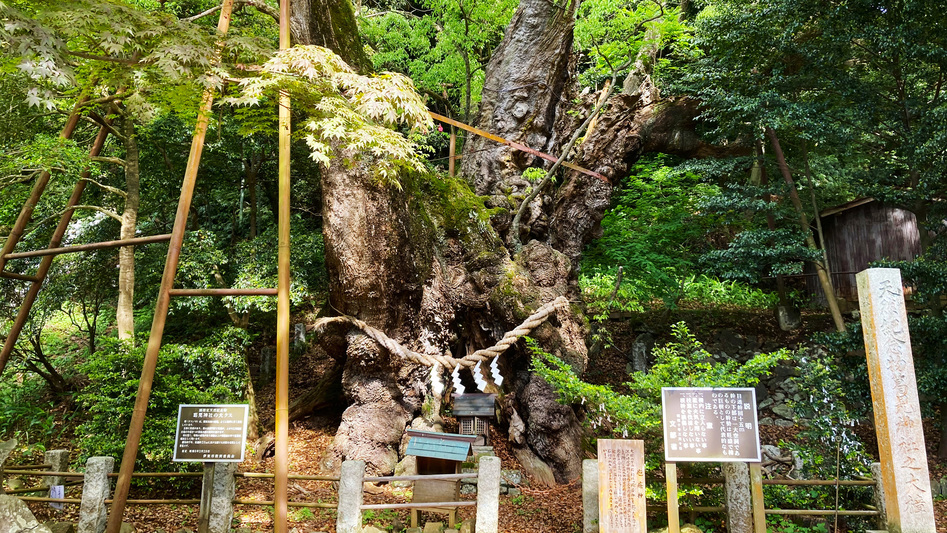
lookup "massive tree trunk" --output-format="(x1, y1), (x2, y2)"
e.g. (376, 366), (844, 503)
(298, 0), (742, 483)
(290, 0), (370, 73)
(460, 0), (576, 198)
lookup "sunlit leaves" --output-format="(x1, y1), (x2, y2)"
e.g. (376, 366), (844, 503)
(0, 0), (269, 112)
(360, 0), (516, 119)
(574, 0), (691, 86)
(227, 45), (432, 187)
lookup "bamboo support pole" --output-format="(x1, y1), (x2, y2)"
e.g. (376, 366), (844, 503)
(364, 473), (474, 483)
(274, 0), (292, 531)
(666, 462), (680, 533)
(3, 234), (171, 260)
(0, 125), (110, 377)
(104, 3), (236, 532)
(362, 501), (477, 511)
(237, 472), (339, 481)
(645, 506), (726, 513)
(429, 112), (607, 182)
(0, 95), (89, 274)
(168, 288), (278, 297)
(750, 462), (766, 533)
(233, 499), (337, 508)
(0, 271), (40, 282)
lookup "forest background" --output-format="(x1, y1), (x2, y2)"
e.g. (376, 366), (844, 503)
(1, 0), (947, 530)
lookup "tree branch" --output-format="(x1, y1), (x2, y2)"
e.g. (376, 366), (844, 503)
(84, 177), (128, 198)
(70, 205), (124, 223)
(67, 51), (141, 65)
(83, 115), (125, 141)
(91, 156), (127, 168)
(84, 91), (135, 107)
(185, 0), (279, 23)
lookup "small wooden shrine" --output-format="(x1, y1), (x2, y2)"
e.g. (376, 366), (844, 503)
(405, 430), (476, 528)
(453, 393), (496, 446)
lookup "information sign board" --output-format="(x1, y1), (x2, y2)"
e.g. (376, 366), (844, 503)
(598, 439), (647, 533)
(173, 404), (249, 462)
(49, 485), (64, 509)
(662, 388), (760, 462)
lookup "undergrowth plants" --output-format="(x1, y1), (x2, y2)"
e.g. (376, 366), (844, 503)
(530, 322), (787, 451)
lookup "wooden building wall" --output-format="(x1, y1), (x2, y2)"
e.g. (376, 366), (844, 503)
(805, 200), (922, 302)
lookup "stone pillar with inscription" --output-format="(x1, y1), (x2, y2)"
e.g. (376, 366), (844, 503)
(857, 268), (936, 533)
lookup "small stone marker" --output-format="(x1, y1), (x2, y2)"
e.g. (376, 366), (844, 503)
(49, 485), (65, 510)
(173, 405), (249, 463)
(597, 439), (646, 533)
(857, 268), (936, 533)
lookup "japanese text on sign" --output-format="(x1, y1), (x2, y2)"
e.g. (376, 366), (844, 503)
(598, 439), (647, 533)
(661, 388), (760, 462)
(173, 404), (249, 463)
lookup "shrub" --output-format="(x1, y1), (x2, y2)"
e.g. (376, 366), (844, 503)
(75, 330), (249, 471)
(530, 322), (787, 443)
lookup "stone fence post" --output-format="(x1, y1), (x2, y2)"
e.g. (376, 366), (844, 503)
(476, 456), (500, 533)
(582, 459), (599, 533)
(870, 462), (887, 531)
(77, 456), (114, 533)
(197, 462), (237, 533)
(337, 460), (366, 533)
(44, 449), (70, 498)
(723, 462), (752, 533)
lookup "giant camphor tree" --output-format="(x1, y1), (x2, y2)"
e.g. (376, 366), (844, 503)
(283, 0), (746, 482)
(1, 0), (747, 483)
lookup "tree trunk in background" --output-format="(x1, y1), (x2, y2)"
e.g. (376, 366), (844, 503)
(290, 0), (371, 73)
(765, 128), (846, 332)
(116, 116), (140, 342)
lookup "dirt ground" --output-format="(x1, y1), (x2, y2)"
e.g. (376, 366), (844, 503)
(19, 308), (947, 532)
(22, 412), (947, 532)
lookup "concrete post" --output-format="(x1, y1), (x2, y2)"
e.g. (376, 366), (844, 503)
(858, 268), (937, 533)
(337, 460), (366, 533)
(582, 459), (599, 533)
(44, 449), (70, 494)
(723, 462), (752, 533)
(475, 456), (500, 533)
(77, 456), (114, 533)
(209, 462), (238, 533)
(871, 462), (887, 531)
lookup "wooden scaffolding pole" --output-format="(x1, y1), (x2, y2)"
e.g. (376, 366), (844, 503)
(0, 95), (90, 274)
(274, 0), (292, 529)
(104, 2), (237, 531)
(0, 125), (110, 377)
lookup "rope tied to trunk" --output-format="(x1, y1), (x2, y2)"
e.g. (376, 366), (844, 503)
(312, 296), (569, 370)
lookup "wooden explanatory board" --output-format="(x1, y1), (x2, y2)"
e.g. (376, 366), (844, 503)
(598, 439), (647, 533)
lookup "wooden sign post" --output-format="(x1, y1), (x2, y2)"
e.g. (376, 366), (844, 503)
(598, 439), (647, 533)
(857, 268), (936, 533)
